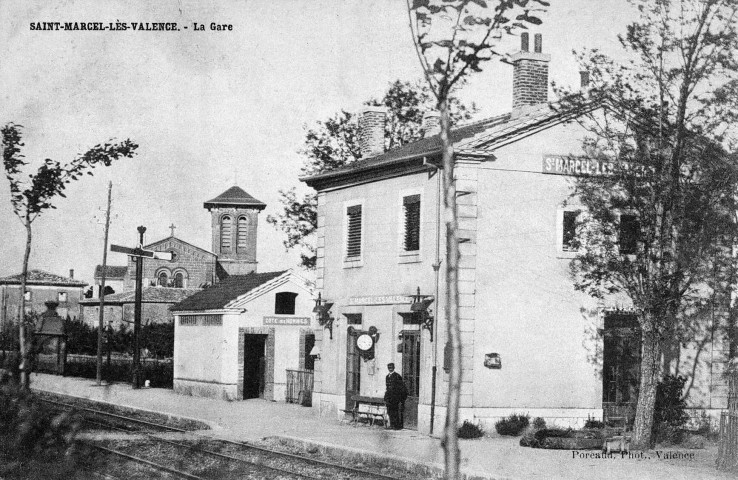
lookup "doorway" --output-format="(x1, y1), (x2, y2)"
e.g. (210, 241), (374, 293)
(345, 328), (361, 411)
(401, 331), (421, 430)
(243, 334), (268, 399)
(602, 313), (641, 425)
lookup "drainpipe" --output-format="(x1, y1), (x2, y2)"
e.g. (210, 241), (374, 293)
(430, 159), (442, 435)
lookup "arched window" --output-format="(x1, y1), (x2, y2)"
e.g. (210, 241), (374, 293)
(220, 215), (232, 251)
(275, 292), (298, 315)
(174, 271), (186, 288)
(157, 271), (169, 286)
(237, 216), (249, 252)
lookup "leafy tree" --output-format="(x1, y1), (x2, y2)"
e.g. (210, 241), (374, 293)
(407, 1), (547, 475)
(2, 123), (138, 388)
(557, 0), (738, 449)
(267, 80), (476, 269)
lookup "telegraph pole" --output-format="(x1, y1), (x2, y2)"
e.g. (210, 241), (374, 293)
(132, 225), (146, 389)
(95, 181), (112, 385)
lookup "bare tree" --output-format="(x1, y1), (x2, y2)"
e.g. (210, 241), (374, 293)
(406, 1), (548, 476)
(2, 123), (138, 388)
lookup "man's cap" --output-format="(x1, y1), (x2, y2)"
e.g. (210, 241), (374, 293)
(387, 363), (395, 368)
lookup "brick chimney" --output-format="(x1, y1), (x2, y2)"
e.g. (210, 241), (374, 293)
(69, 269), (74, 279)
(511, 32), (550, 116)
(358, 106), (387, 158)
(421, 111), (441, 137)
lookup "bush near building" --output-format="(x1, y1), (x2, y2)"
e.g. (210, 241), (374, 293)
(495, 414), (530, 436)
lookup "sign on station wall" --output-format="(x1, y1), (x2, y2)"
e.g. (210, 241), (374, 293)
(263, 316), (310, 326)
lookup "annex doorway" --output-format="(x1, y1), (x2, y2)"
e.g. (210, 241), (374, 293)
(401, 331), (421, 430)
(243, 334), (268, 399)
(602, 313), (641, 426)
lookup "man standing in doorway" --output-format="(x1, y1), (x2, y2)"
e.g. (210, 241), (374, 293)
(384, 363), (407, 430)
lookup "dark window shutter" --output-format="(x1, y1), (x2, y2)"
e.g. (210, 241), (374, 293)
(619, 214), (639, 254)
(403, 195), (421, 251)
(346, 205), (362, 258)
(221, 215), (232, 251)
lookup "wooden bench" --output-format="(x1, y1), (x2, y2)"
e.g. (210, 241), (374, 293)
(341, 395), (388, 428)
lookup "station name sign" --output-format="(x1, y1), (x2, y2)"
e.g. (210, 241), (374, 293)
(348, 295), (413, 306)
(263, 316), (310, 326)
(542, 155), (653, 177)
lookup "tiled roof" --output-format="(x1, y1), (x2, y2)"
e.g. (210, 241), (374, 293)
(203, 186), (266, 210)
(301, 101), (594, 189)
(0, 269), (87, 287)
(79, 287), (201, 305)
(94, 265), (128, 279)
(171, 270), (287, 312)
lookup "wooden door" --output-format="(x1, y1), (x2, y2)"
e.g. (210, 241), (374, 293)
(345, 328), (361, 410)
(401, 331), (421, 429)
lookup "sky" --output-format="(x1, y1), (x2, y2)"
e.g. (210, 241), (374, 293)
(0, 0), (635, 285)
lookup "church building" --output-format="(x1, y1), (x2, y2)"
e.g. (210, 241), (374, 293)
(81, 185), (266, 327)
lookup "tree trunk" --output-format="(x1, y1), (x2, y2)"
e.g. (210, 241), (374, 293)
(632, 320), (661, 449)
(438, 97), (462, 480)
(18, 219), (32, 389)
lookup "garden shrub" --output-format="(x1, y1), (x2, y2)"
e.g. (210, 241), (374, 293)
(584, 418), (605, 429)
(458, 420), (484, 439)
(495, 413), (529, 436)
(533, 417), (546, 430)
(652, 375), (689, 444)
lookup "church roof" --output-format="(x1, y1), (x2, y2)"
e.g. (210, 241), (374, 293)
(94, 265), (128, 280)
(144, 236), (216, 257)
(80, 287), (201, 305)
(203, 186), (266, 211)
(0, 269), (87, 287)
(171, 270), (287, 312)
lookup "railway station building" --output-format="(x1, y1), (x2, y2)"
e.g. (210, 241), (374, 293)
(301, 35), (731, 433)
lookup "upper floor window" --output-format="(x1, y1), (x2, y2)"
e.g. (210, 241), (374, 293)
(619, 214), (640, 255)
(346, 204), (363, 259)
(157, 271), (169, 287)
(174, 271), (186, 288)
(58, 292), (68, 302)
(275, 292), (298, 315)
(402, 194), (421, 252)
(237, 216), (249, 252)
(562, 210), (581, 252)
(220, 215), (232, 251)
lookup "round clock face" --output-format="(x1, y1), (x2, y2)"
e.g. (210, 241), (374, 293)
(356, 334), (374, 351)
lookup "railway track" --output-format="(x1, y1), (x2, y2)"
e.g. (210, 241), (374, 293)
(40, 396), (405, 480)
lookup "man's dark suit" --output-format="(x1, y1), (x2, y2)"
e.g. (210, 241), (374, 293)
(384, 371), (408, 429)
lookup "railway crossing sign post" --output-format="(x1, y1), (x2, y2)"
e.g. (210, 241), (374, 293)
(110, 226), (173, 389)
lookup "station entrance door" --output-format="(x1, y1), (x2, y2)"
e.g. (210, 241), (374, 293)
(243, 334), (268, 399)
(401, 331), (421, 430)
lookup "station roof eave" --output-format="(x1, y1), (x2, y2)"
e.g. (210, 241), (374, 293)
(300, 96), (603, 192)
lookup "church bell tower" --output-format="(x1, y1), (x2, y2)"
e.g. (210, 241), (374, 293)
(204, 186), (266, 277)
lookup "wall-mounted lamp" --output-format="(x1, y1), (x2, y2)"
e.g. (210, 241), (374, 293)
(309, 345), (321, 361)
(410, 287), (435, 342)
(313, 292), (335, 339)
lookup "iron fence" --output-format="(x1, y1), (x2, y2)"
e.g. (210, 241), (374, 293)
(717, 371), (737, 471)
(286, 369), (313, 406)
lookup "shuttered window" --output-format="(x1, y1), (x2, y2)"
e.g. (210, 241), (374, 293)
(237, 216), (248, 252)
(346, 204), (362, 258)
(403, 194), (421, 252)
(221, 215), (232, 251)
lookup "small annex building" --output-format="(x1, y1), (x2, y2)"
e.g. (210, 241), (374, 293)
(171, 269), (317, 402)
